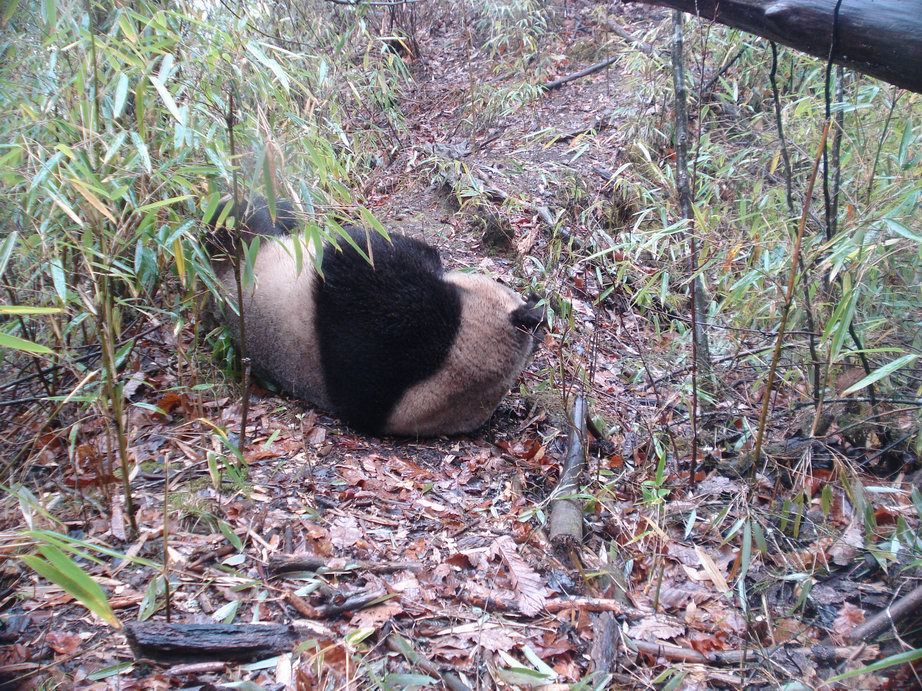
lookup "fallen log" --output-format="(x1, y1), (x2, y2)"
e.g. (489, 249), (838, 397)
(548, 395), (588, 553)
(623, 0), (922, 93)
(846, 582), (922, 644)
(125, 622), (298, 663)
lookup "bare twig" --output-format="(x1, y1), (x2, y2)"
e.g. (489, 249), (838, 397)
(226, 89), (251, 451)
(865, 89), (901, 206)
(770, 41), (821, 406)
(753, 121), (832, 465)
(703, 45), (748, 92)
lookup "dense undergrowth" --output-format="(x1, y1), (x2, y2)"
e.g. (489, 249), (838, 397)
(0, 0), (920, 688)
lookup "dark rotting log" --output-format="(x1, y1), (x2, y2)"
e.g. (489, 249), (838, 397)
(125, 622), (298, 663)
(623, 0), (922, 93)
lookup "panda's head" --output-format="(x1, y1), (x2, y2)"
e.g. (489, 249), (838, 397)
(383, 271), (544, 437)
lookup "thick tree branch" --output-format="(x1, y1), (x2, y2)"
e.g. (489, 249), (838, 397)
(623, 0), (922, 93)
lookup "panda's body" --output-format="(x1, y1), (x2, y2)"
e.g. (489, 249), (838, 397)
(209, 200), (542, 436)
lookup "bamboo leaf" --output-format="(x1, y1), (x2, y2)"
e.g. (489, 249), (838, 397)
(117, 13), (137, 43)
(897, 118), (913, 168)
(261, 148), (277, 220)
(828, 647), (922, 683)
(1, 0), (19, 23)
(87, 661), (134, 681)
(103, 131), (127, 165)
(27, 530), (159, 568)
(0, 305), (62, 315)
(0, 231), (17, 278)
(21, 545), (121, 628)
(50, 257), (67, 302)
(172, 237), (185, 286)
(134, 78), (146, 137)
(129, 131), (151, 173)
(138, 575), (165, 621)
(69, 178), (116, 224)
(358, 206), (390, 241)
(148, 75), (184, 124)
(842, 354), (919, 395)
(30, 151), (63, 191)
(0, 332), (53, 355)
(212, 599), (239, 624)
(41, 0), (55, 30)
(137, 194), (191, 213)
(157, 53), (175, 83)
(218, 520), (244, 551)
(112, 73), (129, 119)
(884, 218), (922, 244)
(246, 42), (290, 91)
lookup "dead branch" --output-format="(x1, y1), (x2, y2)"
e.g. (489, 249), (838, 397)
(543, 56), (619, 92)
(549, 395), (587, 553)
(623, 0), (922, 93)
(752, 120), (831, 464)
(164, 661), (228, 676)
(285, 591), (318, 618)
(125, 622), (298, 663)
(846, 582), (922, 644)
(590, 612), (619, 677)
(459, 590), (648, 621)
(542, 17), (658, 92)
(629, 638), (868, 667)
(556, 111), (618, 142)
(187, 544), (237, 573)
(306, 589), (390, 619)
(268, 554), (423, 577)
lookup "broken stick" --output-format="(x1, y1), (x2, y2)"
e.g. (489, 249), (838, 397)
(549, 395), (588, 552)
(846, 582), (922, 644)
(268, 554), (423, 577)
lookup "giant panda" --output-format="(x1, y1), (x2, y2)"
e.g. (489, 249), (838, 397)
(206, 198), (543, 437)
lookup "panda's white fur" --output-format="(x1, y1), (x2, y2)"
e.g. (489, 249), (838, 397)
(208, 199), (543, 437)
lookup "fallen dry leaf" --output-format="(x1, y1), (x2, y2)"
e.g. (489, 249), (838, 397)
(490, 535), (547, 615)
(46, 631), (82, 655)
(831, 601), (865, 644)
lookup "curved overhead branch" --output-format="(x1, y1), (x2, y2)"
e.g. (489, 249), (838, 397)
(623, 0), (922, 93)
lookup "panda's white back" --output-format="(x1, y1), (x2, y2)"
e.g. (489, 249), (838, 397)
(216, 235), (331, 410)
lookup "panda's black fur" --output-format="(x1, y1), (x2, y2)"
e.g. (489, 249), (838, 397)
(316, 230), (464, 433)
(207, 198), (543, 436)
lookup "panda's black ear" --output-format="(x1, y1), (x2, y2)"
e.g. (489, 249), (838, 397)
(511, 295), (545, 333)
(203, 196), (245, 257)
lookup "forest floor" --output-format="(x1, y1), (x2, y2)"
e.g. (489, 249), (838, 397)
(2, 2), (920, 690)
